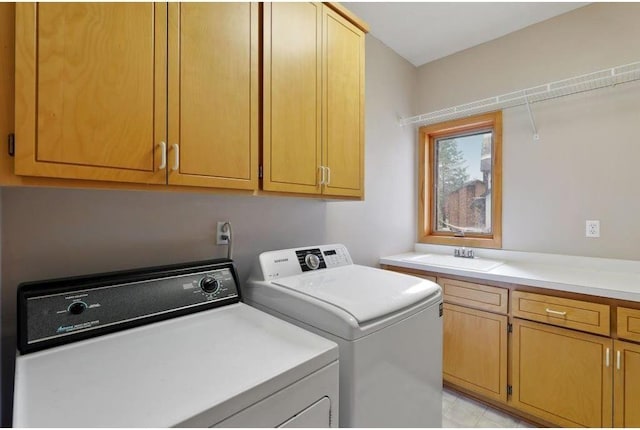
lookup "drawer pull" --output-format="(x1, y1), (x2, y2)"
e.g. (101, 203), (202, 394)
(545, 308), (567, 316)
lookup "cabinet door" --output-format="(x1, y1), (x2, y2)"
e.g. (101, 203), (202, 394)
(443, 303), (508, 402)
(15, 3), (166, 184)
(263, 2), (322, 194)
(322, 6), (365, 198)
(512, 318), (613, 427)
(167, 3), (258, 190)
(614, 340), (640, 428)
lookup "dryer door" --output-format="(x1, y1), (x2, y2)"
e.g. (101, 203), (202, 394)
(279, 397), (331, 428)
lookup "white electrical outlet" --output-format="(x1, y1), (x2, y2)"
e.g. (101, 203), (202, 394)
(585, 220), (600, 238)
(217, 221), (230, 245)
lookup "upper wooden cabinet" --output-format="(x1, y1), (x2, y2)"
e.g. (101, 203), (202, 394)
(15, 3), (167, 184)
(167, 3), (258, 190)
(14, 3), (258, 190)
(262, 2), (365, 198)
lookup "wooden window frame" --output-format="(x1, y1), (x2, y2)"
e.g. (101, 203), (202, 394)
(418, 111), (502, 248)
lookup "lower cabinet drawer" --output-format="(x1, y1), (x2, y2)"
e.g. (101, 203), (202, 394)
(617, 307), (640, 343)
(512, 291), (610, 336)
(440, 278), (508, 314)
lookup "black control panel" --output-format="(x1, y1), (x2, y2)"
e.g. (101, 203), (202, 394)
(17, 259), (240, 354)
(295, 248), (327, 272)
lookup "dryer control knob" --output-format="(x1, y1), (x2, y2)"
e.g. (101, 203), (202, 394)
(68, 301), (87, 315)
(200, 276), (220, 294)
(305, 253), (321, 270)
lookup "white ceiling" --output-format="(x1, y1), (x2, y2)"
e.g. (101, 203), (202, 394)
(343, 2), (589, 67)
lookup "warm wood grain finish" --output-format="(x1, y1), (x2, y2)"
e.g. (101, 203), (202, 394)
(324, 2), (370, 32)
(262, 2), (323, 194)
(512, 290), (610, 336)
(322, 6), (364, 198)
(443, 303), (508, 402)
(167, 3), (258, 190)
(385, 263), (640, 428)
(0, 2), (14, 181)
(614, 340), (640, 428)
(262, 2), (365, 198)
(8, 2), (366, 199)
(512, 318), (613, 427)
(440, 278), (508, 314)
(617, 307), (640, 343)
(15, 3), (166, 184)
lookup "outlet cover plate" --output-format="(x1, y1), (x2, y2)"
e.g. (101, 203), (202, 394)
(586, 220), (600, 238)
(217, 221), (230, 245)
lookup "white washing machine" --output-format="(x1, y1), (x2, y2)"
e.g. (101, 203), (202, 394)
(13, 259), (339, 427)
(244, 244), (443, 428)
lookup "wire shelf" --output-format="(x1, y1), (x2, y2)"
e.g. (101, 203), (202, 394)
(400, 61), (640, 127)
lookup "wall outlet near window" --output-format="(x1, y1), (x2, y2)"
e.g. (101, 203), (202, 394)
(585, 220), (600, 238)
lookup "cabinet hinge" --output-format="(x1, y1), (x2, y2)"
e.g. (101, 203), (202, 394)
(507, 323), (513, 333)
(8, 133), (15, 157)
(258, 165), (263, 179)
(507, 385), (512, 396)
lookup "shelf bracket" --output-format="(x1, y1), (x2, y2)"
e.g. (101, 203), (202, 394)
(524, 94), (539, 141)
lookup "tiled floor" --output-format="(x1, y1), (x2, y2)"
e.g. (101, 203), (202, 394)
(442, 388), (532, 428)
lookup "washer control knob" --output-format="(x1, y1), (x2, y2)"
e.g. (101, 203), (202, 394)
(68, 302), (87, 315)
(305, 253), (321, 270)
(200, 276), (220, 294)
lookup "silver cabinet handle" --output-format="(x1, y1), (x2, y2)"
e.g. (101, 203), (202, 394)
(319, 166), (326, 185)
(545, 308), (567, 316)
(606, 348), (610, 367)
(158, 141), (167, 170)
(171, 144), (179, 171)
(617, 350), (621, 370)
(326, 166), (331, 185)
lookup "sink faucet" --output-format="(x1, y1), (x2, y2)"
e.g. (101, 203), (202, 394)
(454, 247), (474, 259)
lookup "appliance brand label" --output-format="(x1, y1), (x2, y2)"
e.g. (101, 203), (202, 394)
(274, 258), (289, 263)
(56, 320), (100, 334)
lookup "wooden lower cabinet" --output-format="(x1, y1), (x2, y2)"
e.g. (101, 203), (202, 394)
(443, 303), (508, 402)
(512, 318), (613, 427)
(385, 266), (640, 428)
(614, 340), (640, 428)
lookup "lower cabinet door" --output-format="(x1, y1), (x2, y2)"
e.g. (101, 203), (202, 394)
(512, 318), (613, 427)
(614, 340), (640, 428)
(443, 303), (508, 402)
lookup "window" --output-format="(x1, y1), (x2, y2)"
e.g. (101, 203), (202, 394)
(418, 111), (502, 248)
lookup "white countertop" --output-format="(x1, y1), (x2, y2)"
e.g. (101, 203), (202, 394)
(380, 244), (640, 302)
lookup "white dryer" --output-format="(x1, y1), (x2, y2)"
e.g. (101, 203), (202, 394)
(244, 244), (443, 428)
(13, 259), (339, 427)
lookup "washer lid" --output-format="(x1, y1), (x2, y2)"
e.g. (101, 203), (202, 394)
(272, 265), (440, 324)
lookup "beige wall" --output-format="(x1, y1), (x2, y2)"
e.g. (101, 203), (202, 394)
(326, 36), (418, 266)
(415, 3), (640, 258)
(0, 186), (327, 424)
